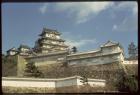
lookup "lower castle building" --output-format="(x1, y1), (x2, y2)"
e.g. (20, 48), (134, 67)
(6, 27), (125, 67)
(25, 40), (124, 67)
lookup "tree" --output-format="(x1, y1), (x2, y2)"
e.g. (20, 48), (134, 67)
(116, 74), (138, 92)
(128, 42), (137, 59)
(2, 54), (6, 64)
(72, 46), (77, 53)
(80, 75), (88, 85)
(80, 76), (92, 92)
(24, 62), (44, 78)
(2, 55), (17, 64)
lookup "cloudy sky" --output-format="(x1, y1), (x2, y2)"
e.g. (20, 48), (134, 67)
(2, 2), (138, 57)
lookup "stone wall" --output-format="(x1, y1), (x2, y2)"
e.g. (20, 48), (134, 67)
(122, 59), (138, 75)
(37, 62), (125, 79)
(36, 62), (125, 90)
(124, 60), (138, 64)
(17, 55), (28, 77)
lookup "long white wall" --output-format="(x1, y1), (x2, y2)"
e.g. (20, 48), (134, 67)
(67, 45), (124, 66)
(68, 53), (123, 66)
(2, 76), (106, 88)
(123, 60), (138, 64)
(2, 80), (55, 88)
(56, 78), (77, 87)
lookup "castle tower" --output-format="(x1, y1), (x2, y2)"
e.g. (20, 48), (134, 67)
(34, 28), (68, 54)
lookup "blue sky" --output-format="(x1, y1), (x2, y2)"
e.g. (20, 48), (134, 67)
(2, 2), (138, 57)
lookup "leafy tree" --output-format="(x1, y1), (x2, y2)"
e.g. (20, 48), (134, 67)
(80, 75), (92, 92)
(128, 42), (138, 59)
(2, 54), (6, 64)
(80, 75), (88, 85)
(72, 46), (78, 53)
(24, 62), (44, 78)
(116, 74), (138, 92)
(2, 55), (17, 64)
(61, 61), (68, 68)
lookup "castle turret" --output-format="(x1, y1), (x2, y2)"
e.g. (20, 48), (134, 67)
(7, 47), (18, 56)
(34, 28), (68, 54)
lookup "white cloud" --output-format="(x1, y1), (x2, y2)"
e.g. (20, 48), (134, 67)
(133, 4), (138, 15)
(111, 2), (137, 32)
(54, 2), (114, 24)
(112, 16), (137, 32)
(116, 2), (138, 15)
(39, 3), (48, 14)
(65, 38), (97, 48)
(38, 2), (137, 24)
(62, 32), (97, 50)
(112, 24), (117, 30)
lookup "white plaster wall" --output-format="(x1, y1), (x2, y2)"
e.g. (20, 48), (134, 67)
(100, 55), (119, 63)
(42, 45), (47, 48)
(77, 78), (106, 87)
(2, 77), (106, 88)
(56, 78), (77, 87)
(69, 53), (121, 66)
(56, 35), (60, 39)
(9, 51), (16, 55)
(35, 61), (57, 66)
(101, 46), (121, 54)
(68, 45), (124, 66)
(60, 48), (65, 50)
(77, 78), (84, 86)
(120, 53), (124, 61)
(88, 81), (105, 87)
(21, 48), (29, 52)
(124, 60), (138, 64)
(2, 80), (55, 88)
(52, 41), (58, 44)
(41, 50), (47, 54)
(102, 47), (113, 54)
(45, 34), (49, 37)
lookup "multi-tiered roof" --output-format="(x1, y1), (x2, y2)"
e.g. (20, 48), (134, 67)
(34, 28), (68, 53)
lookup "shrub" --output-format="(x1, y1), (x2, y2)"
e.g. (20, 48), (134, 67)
(116, 74), (138, 92)
(24, 62), (44, 78)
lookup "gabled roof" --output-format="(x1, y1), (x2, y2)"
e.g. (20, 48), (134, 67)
(39, 28), (61, 36)
(41, 37), (65, 42)
(7, 47), (18, 52)
(18, 44), (30, 49)
(67, 49), (101, 56)
(100, 40), (119, 47)
(100, 40), (124, 54)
